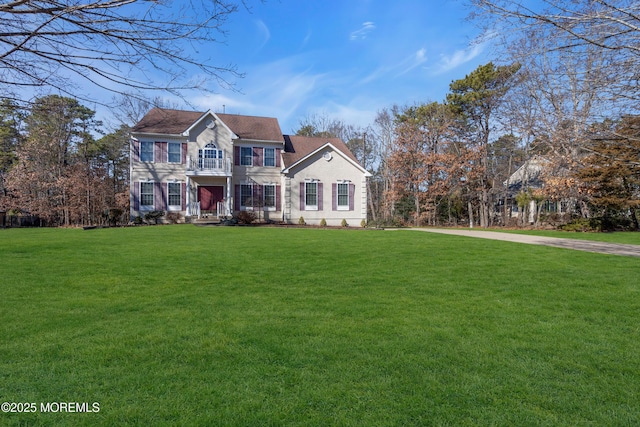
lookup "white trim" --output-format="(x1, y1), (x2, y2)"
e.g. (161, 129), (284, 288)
(181, 110), (239, 139)
(282, 142), (372, 176)
(337, 182), (349, 211)
(139, 181), (155, 210)
(167, 142), (182, 163)
(139, 141), (154, 163)
(304, 181), (318, 211)
(264, 147), (276, 167)
(167, 182), (182, 211)
(239, 146), (253, 166)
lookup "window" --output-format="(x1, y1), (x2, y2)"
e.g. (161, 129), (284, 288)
(240, 184), (253, 208)
(264, 184), (275, 208)
(168, 183), (181, 208)
(240, 147), (253, 166)
(168, 143), (181, 163)
(140, 141), (154, 162)
(305, 182), (317, 210)
(140, 182), (154, 207)
(264, 147), (275, 167)
(337, 183), (349, 210)
(199, 143), (222, 168)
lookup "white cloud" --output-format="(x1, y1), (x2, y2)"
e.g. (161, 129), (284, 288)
(434, 43), (484, 74)
(350, 21), (376, 40)
(394, 47), (429, 77)
(254, 19), (271, 52)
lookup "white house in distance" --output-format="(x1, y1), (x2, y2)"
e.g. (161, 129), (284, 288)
(130, 108), (371, 226)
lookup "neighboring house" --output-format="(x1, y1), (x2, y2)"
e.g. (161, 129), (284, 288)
(130, 108), (371, 226)
(503, 156), (569, 223)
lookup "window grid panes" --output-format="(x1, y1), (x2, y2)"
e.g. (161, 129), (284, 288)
(337, 183), (349, 207)
(168, 183), (181, 206)
(264, 148), (275, 167)
(264, 185), (275, 207)
(305, 182), (317, 207)
(140, 182), (154, 206)
(140, 141), (153, 162)
(240, 147), (252, 166)
(168, 143), (181, 163)
(240, 184), (253, 207)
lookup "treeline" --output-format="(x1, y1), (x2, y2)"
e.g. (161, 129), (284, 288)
(0, 96), (130, 227)
(298, 1), (640, 231)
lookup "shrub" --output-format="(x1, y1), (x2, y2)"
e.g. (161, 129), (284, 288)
(236, 210), (257, 224)
(319, 218), (327, 227)
(298, 216), (306, 225)
(133, 216), (143, 225)
(106, 208), (124, 226)
(144, 210), (165, 224)
(341, 219), (348, 227)
(165, 212), (182, 224)
(560, 218), (597, 232)
(360, 219), (366, 228)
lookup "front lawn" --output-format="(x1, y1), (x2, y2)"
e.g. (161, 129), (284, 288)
(1, 226), (638, 426)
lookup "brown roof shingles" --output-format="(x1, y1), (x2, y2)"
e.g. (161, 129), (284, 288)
(131, 108), (283, 142)
(131, 108), (204, 135)
(216, 113), (283, 142)
(282, 135), (360, 168)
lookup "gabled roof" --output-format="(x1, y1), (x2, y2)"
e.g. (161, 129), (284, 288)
(505, 157), (548, 188)
(216, 113), (283, 142)
(282, 135), (370, 176)
(131, 108), (283, 142)
(131, 108), (204, 135)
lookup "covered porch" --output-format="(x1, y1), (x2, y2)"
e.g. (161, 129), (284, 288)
(186, 176), (233, 219)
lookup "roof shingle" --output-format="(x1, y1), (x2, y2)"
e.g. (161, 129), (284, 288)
(282, 135), (360, 168)
(131, 108), (284, 142)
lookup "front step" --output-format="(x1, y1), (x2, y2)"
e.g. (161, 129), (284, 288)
(192, 217), (222, 226)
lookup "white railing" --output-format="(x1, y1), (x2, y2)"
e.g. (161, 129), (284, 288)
(186, 156), (231, 174)
(190, 201), (201, 219)
(216, 201), (232, 218)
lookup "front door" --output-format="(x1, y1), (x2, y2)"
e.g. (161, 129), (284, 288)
(198, 186), (224, 211)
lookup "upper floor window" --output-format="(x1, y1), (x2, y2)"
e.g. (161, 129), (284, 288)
(140, 141), (154, 162)
(199, 143), (223, 168)
(168, 142), (181, 163)
(240, 147), (253, 166)
(264, 147), (275, 167)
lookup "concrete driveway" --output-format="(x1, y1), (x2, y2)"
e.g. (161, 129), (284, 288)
(387, 228), (640, 258)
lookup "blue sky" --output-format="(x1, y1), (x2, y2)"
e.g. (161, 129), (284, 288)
(175, 1), (492, 133)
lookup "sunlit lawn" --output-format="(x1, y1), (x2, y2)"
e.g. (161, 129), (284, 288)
(1, 226), (639, 426)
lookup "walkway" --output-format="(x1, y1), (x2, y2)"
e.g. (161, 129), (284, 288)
(387, 228), (640, 258)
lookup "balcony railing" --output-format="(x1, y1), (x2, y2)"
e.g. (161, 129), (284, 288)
(186, 156), (231, 176)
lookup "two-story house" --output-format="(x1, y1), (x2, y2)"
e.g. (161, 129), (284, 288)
(130, 108), (371, 226)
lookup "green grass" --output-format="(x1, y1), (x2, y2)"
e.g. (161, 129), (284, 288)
(1, 226), (639, 426)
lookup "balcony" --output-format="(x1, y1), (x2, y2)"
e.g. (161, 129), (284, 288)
(185, 155), (232, 177)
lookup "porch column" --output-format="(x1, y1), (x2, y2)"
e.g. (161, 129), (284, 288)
(226, 176), (232, 216)
(186, 177), (191, 216)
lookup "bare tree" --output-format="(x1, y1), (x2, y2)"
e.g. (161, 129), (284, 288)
(470, 0), (640, 105)
(1, 0), (245, 107)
